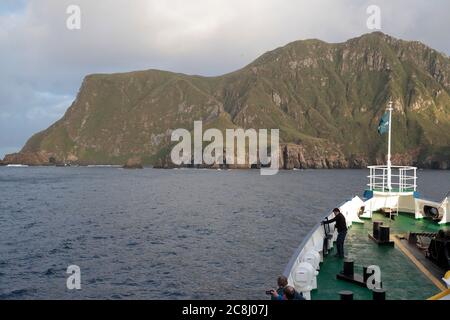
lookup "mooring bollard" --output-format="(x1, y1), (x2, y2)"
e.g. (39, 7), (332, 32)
(379, 226), (390, 243)
(363, 266), (370, 283)
(373, 221), (383, 239)
(370, 222), (394, 246)
(372, 288), (386, 300)
(339, 290), (354, 300)
(343, 259), (354, 277)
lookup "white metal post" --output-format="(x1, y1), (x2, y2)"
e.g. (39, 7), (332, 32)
(414, 167), (417, 191)
(387, 101), (393, 191)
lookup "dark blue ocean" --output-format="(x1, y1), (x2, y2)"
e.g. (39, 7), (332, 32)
(0, 167), (449, 299)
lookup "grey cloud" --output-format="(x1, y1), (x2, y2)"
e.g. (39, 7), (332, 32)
(1, 0), (449, 158)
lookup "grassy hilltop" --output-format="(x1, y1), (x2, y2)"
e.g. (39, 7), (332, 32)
(4, 32), (450, 168)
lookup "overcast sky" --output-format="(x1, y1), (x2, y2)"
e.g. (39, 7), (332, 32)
(1, 0), (449, 158)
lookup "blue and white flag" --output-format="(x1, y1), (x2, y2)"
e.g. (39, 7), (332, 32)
(377, 112), (389, 135)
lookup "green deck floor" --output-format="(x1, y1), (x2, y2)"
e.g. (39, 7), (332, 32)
(311, 213), (449, 300)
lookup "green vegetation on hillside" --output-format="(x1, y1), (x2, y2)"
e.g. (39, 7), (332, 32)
(11, 32), (450, 168)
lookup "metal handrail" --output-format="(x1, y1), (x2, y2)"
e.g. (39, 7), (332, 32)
(367, 165), (417, 192)
(368, 165), (417, 169)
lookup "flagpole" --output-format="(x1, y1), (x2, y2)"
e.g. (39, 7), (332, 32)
(387, 101), (393, 191)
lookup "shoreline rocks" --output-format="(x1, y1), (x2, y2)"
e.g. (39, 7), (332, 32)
(2, 147), (448, 170)
(2, 151), (52, 166)
(151, 143), (450, 170)
(123, 157), (144, 169)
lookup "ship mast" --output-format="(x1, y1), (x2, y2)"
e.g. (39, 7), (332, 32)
(387, 101), (393, 191)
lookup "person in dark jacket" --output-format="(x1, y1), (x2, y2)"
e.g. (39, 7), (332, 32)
(270, 285), (305, 300)
(322, 208), (347, 258)
(270, 276), (288, 300)
(269, 276), (305, 300)
(283, 286), (305, 300)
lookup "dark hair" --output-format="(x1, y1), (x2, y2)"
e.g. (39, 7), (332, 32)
(283, 286), (296, 300)
(333, 208), (341, 214)
(277, 275), (288, 288)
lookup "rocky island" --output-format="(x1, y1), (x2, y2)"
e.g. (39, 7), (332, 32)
(3, 32), (449, 169)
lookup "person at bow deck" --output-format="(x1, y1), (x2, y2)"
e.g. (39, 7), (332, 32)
(270, 276), (288, 300)
(322, 208), (347, 258)
(270, 285), (305, 300)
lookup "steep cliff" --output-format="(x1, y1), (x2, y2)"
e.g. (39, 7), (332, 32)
(4, 32), (450, 169)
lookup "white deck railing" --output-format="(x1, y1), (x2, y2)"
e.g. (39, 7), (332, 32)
(367, 165), (417, 193)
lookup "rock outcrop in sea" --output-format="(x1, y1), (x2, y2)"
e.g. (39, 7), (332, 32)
(123, 157), (144, 169)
